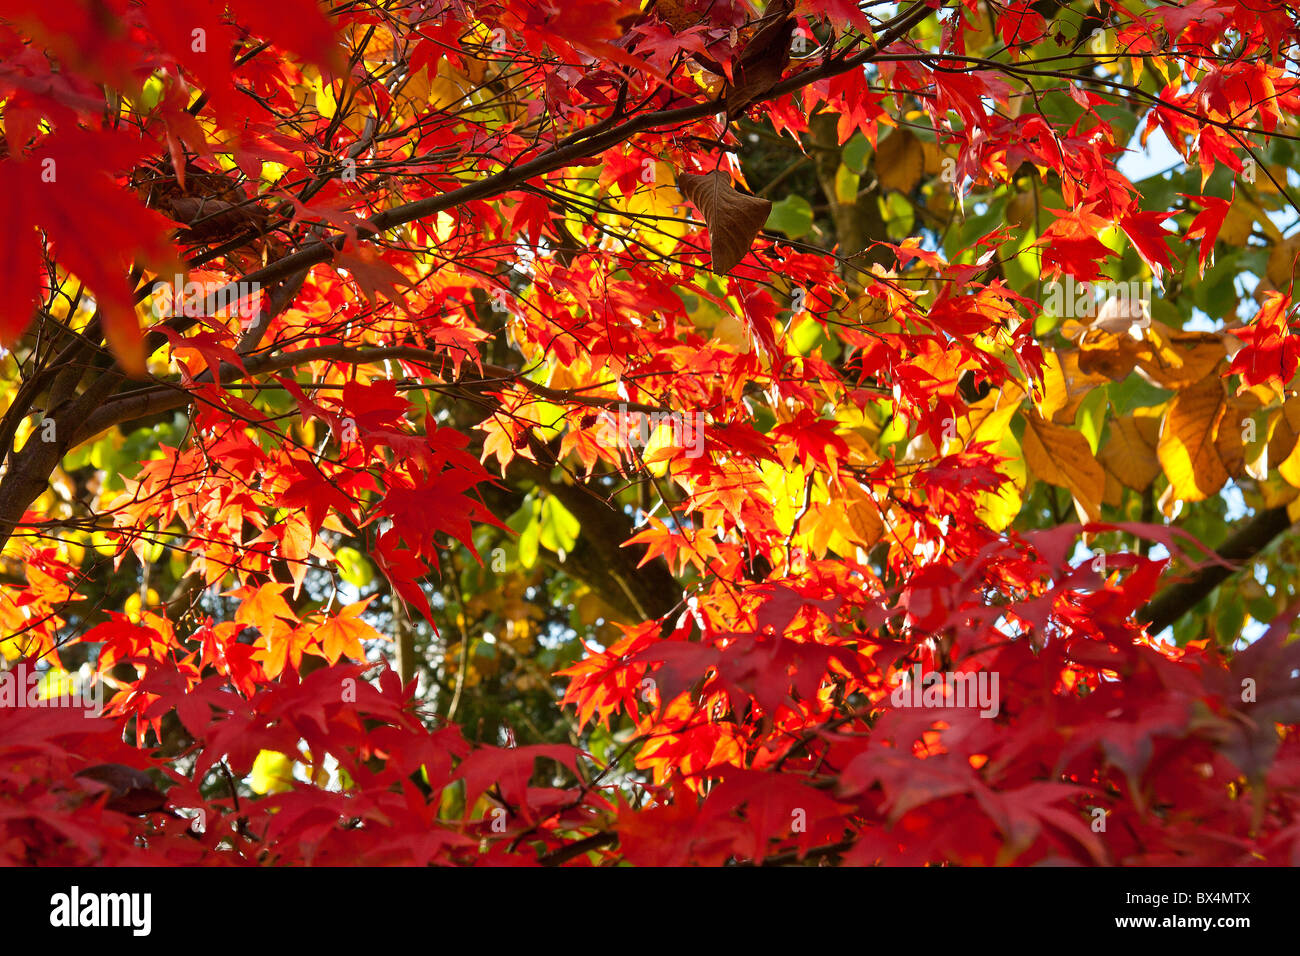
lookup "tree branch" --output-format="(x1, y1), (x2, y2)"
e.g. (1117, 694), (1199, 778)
(1138, 506), (1293, 634)
(69, 346), (672, 448)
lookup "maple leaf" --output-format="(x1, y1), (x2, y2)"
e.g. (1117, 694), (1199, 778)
(231, 582), (299, 630)
(157, 327), (247, 384)
(454, 743), (581, 808)
(1119, 208), (1176, 281)
(1226, 292), (1299, 388)
(7, 0), (1300, 873)
(701, 768), (848, 860)
(313, 599), (384, 665)
(1039, 207), (1117, 281)
(1182, 193), (1232, 276)
(1211, 600), (1300, 781)
(810, 0), (871, 31)
(1, 129), (179, 372)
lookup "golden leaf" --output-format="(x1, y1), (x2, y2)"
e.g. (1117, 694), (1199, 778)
(1266, 235), (1300, 288)
(1216, 391), (1260, 480)
(1076, 327), (1152, 380)
(843, 482), (884, 551)
(1098, 413), (1162, 491)
(875, 128), (925, 195)
(1039, 349), (1107, 423)
(1136, 321), (1227, 389)
(1156, 374), (1231, 502)
(1022, 411), (1105, 522)
(1270, 397), (1300, 485)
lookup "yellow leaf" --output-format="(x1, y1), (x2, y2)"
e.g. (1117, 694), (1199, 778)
(1262, 397), (1300, 481)
(1156, 374), (1231, 502)
(1259, 471), (1300, 508)
(1039, 350), (1106, 423)
(1217, 197), (1262, 247)
(1267, 235), (1300, 289)
(875, 128), (924, 194)
(840, 430), (882, 468)
(1136, 322), (1227, 389)
(428, 61), (477, 112)
(1022, 411), (1105, 522)
(964, 379), (1027, 447)
(976, 430), (1026, 532)
(250, 750), (295, 795)
(1098, 414), (1162, 491)
(841, 481), (884, 552)
(834, 163), (860, 204)
(620, 163), (686, 257)
(712, 314), (752, 351)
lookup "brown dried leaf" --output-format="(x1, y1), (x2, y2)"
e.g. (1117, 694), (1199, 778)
(725, 0), (794, 118)
(678, 170), (772, 275)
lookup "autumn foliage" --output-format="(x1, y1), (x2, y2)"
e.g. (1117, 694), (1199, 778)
(3, 0), (1300, 866)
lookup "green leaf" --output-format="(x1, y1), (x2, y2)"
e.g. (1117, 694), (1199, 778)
(834, 163), (860, 204)
(1214, 591), (1245, 645)
(1109, 374), (1172, 415)
(766, 194), (813, 238)
(508, 497), (542, 569)
(539, 495), (580, 556)
(842, 132), (871, 174)
(882, 191), (914, 240)
(336, 546), (373, 589)
(1077, 386), (1109, 454)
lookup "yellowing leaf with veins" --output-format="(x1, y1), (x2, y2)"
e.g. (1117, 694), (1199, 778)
(1099, 414), (1162, 491)
(976, 428), (1026, 532)
(1157, 374), (1231, 502)
(619, 163), (686, 257)
(1039, 350), (1105, 424)
(1022, 411), (1105, 522)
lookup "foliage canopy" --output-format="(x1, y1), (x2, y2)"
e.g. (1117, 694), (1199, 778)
(3, 0), (1300, 866)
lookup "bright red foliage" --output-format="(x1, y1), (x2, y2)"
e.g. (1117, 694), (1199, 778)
(2, 0), (1300, 868)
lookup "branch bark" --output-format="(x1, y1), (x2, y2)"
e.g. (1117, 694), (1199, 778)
(1138, 506), (1293, 634)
